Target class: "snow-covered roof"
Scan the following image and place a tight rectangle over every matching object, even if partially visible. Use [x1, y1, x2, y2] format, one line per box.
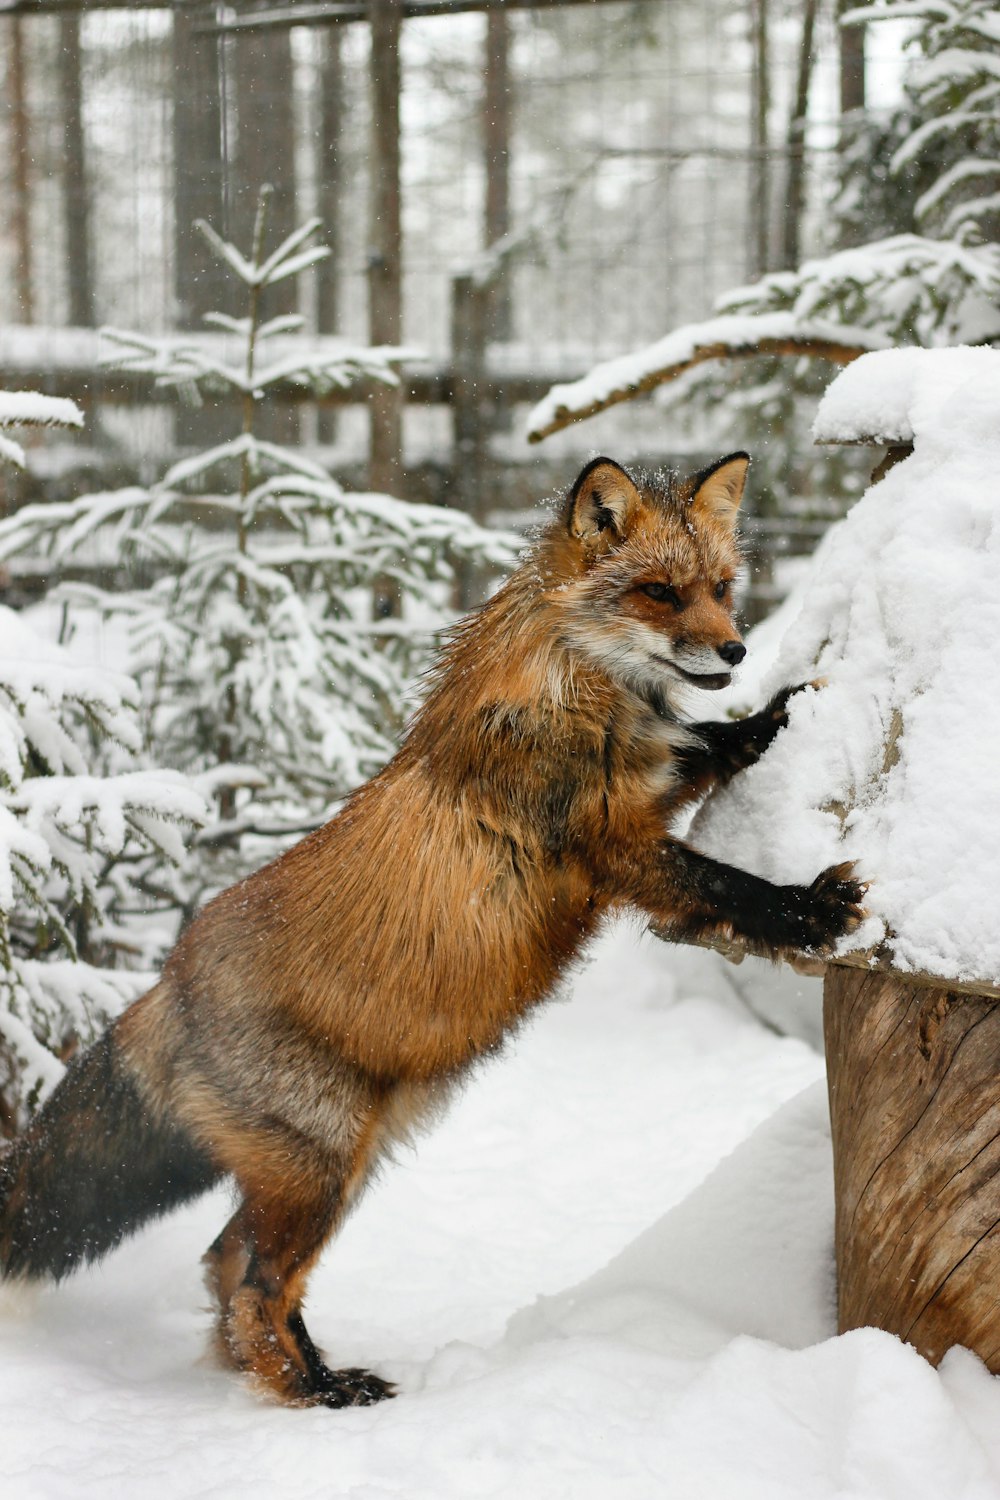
[691, 345, 1000, 987]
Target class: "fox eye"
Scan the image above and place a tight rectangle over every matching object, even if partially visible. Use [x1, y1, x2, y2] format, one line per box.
[642, 582, 681, 607]
[714, 579, 729, 600]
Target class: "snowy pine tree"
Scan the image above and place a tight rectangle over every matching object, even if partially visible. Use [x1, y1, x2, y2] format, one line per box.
[0, 393, 204, 1132]
[0, 205, 517, 898]
[888, 0, 1000, 244]
[724, 0, 1000, 345]
[532, 1, 1000, 553]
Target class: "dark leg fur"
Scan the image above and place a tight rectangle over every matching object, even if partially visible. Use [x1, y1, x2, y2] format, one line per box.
[624, 842, 865, 960]
[207, 1169, 395, 1408]
[287, 1309, 395, 1408]
[0, 1030, 219, 1281]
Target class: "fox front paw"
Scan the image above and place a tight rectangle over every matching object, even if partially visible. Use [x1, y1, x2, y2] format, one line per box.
[723, 680, 819, 773]
[791, 861, 867, 954]
[762, 678, 824, 732]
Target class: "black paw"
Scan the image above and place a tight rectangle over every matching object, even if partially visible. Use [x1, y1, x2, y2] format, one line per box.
[792, 861, 868, 954]
[313, 1363, 396, 1408]
[723, 682, 817, 772]
[762, 678, 822, 732]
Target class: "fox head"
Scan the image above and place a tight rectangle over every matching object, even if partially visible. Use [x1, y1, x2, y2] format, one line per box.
[548, 453, 749, 697]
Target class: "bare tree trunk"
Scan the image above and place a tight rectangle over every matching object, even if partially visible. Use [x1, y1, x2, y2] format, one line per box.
[58, 14, 94, 328]
[229, 25, 298, 442]
[172, 9, 227, 329]
[838, 0, 865, 116]
[451, 273, 488, 607]
[368, 0, 405, 616]
[317, 26, 343, 443]
[172, 8, 228, 447]
[781, 0, 818, 270]
[483, 9, 511, 343]
[9, 18, 33, 322]
[825, 962, 1000, 1370]
[229, 27, 296, 292]
[747, 0, 771, 279]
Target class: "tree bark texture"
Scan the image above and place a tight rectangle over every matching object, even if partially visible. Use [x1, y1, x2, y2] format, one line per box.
[59, 13, 94, 327]
[838, 0, 865, 116]
[228, 25, 299, 443]
[8, 17, 33, 322]
[367, 0, 404, 501]
[172, 10, 227, 328]
[781, 0, 818, 271]
[747, 0, 771, 278]
[825, 962, 1000, 1369]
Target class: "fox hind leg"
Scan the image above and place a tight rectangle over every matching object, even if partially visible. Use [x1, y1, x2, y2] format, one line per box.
[204, 1144, 393, 1409]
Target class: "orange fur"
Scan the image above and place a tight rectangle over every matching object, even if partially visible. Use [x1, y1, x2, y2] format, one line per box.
[2, 453, 866, 1408]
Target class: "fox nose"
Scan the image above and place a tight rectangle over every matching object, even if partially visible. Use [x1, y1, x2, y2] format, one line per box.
[717, 640, 746, 666]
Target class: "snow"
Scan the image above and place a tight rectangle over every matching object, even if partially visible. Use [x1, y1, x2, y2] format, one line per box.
[3, 921, 1000, 1498]
[694, 347, 1000, 984]
[0, 605, 205, 1116]
[0, 392, 84, 431]
[812, 342, 1000, 444]
[525, 312, 888, 442]
[0, 391, 85, 469]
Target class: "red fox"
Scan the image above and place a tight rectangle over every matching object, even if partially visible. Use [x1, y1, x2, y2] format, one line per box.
[0, 453, 863, 1408]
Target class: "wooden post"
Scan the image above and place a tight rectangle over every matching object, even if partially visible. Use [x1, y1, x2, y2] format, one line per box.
[824, 963, 1000, 1368]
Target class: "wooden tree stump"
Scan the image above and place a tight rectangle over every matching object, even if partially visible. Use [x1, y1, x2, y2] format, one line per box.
[824, 961, 1000, 1367]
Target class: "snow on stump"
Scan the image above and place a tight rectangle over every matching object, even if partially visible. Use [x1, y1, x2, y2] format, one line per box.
[691, 346, 1000, 1369]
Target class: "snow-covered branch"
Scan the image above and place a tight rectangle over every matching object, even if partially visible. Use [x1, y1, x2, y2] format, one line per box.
[0, 390, 84, 470]
[526, 314, 886, 443]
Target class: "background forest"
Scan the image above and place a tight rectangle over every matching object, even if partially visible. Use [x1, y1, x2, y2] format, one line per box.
[1, 2, 1000, 1493]
[0, 0, 993, 1130]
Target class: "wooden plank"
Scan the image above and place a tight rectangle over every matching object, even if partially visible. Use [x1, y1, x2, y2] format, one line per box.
[1, 0, 637, 25]
[196, 0, 635, 36]
[0, 363, 574, 408]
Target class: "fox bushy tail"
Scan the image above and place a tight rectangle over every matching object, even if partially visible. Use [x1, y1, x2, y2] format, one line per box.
[0, 1028, 218, 1281]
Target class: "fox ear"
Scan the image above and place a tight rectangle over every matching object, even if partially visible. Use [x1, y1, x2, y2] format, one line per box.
[688, 452, 749, 531]
[567, 458, 642, 546]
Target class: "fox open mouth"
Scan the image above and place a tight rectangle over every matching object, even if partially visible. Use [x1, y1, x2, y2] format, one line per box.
[654, 657, 733, 691]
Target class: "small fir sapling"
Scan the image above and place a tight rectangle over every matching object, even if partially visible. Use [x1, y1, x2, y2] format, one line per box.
[0, 200, 518, 902]
[0, 394, 204, 1133]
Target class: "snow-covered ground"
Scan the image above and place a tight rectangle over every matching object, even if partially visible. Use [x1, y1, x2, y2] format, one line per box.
[3, 920, 1000, 1499]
